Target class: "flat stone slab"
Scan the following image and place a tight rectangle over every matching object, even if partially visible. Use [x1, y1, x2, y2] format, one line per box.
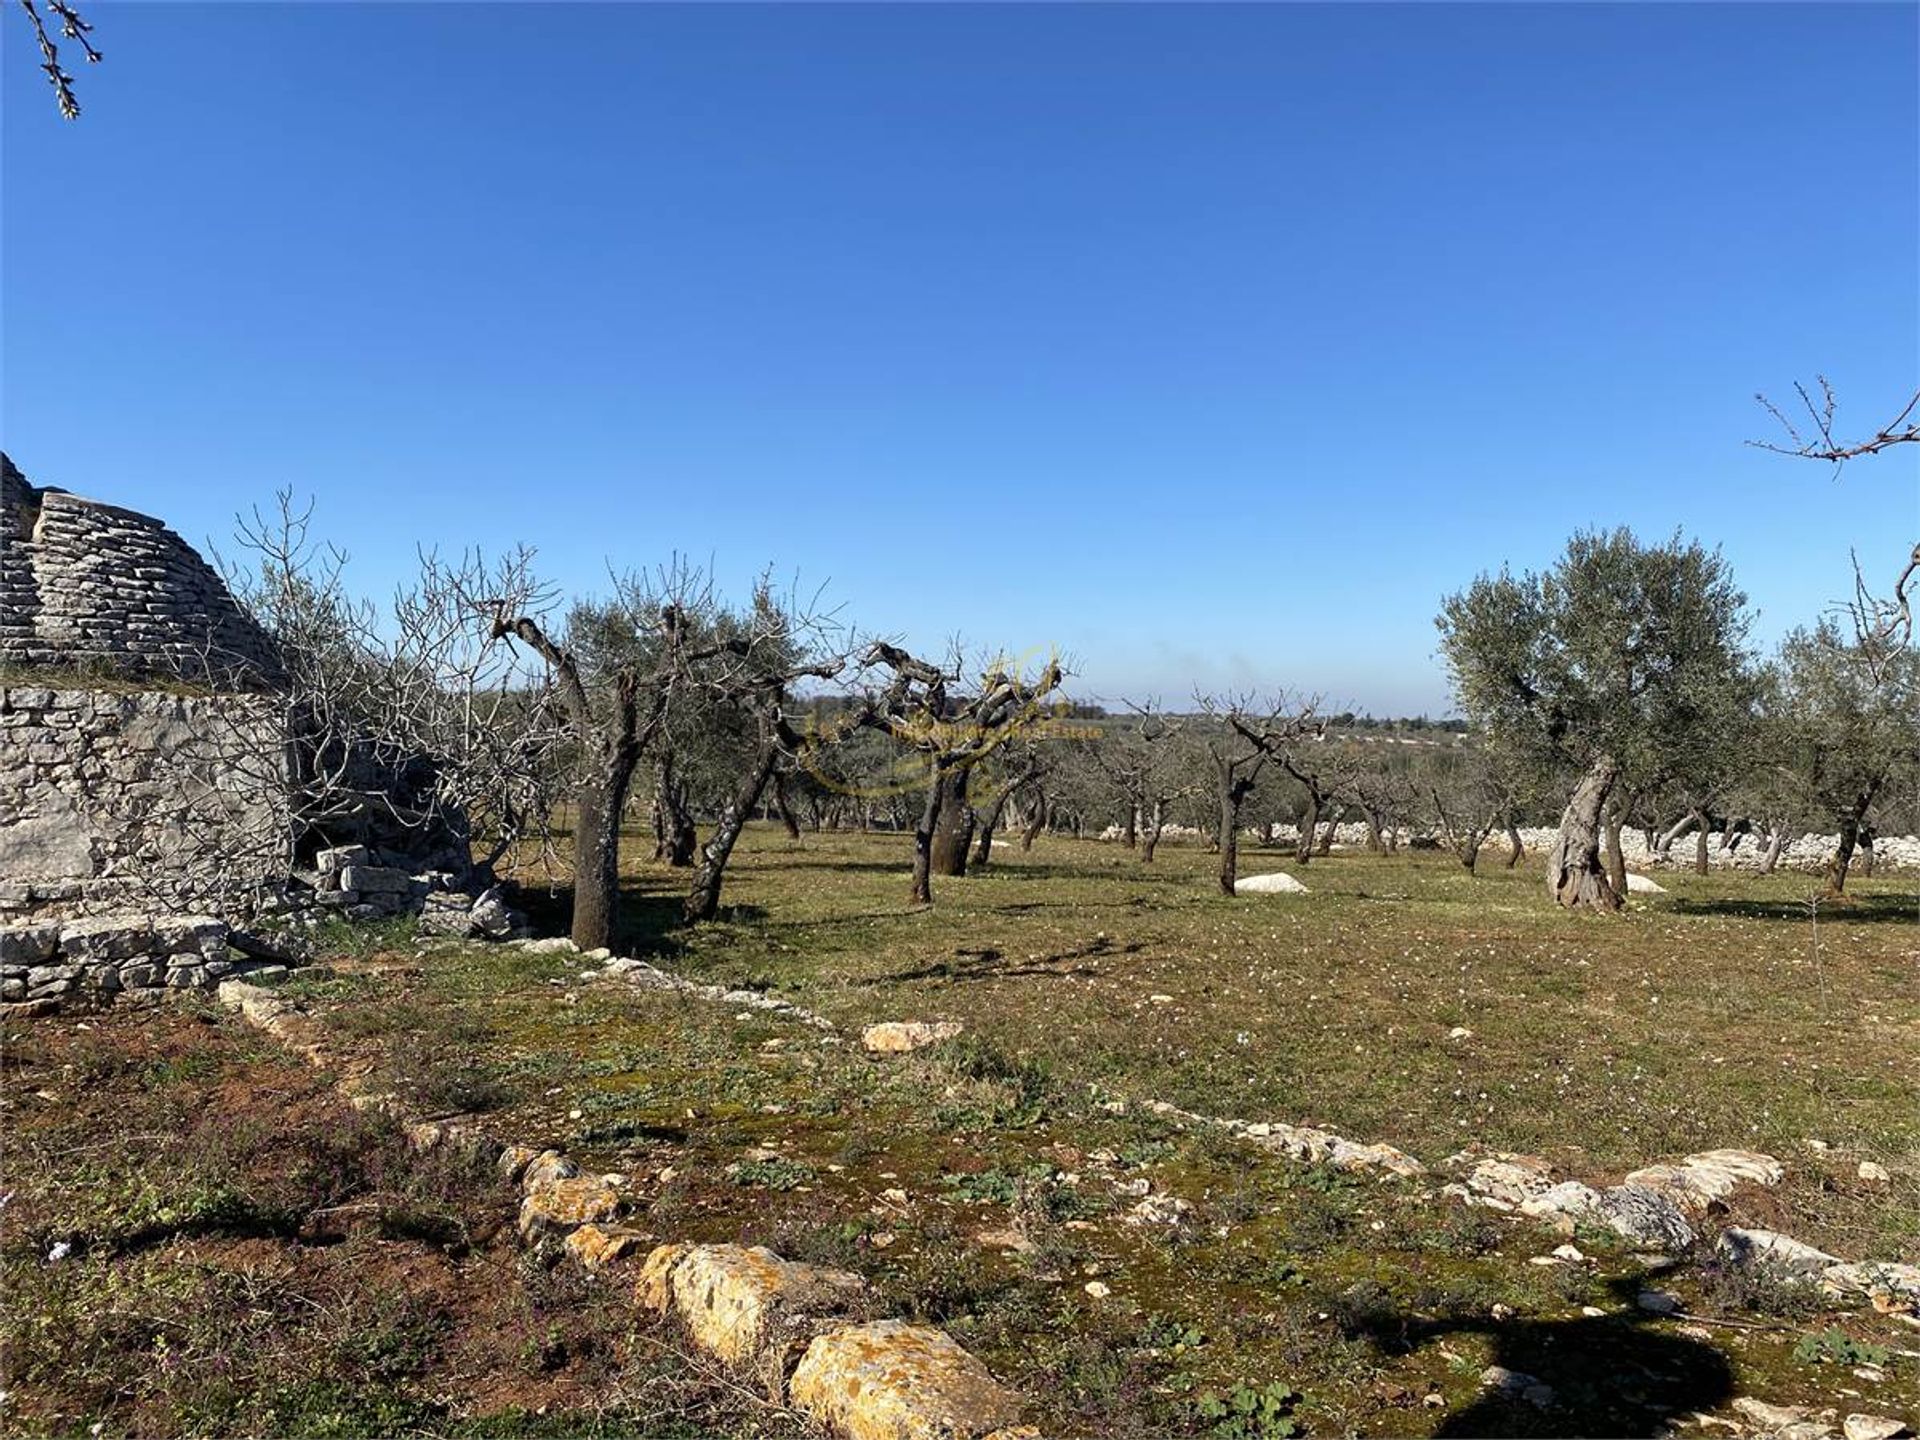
[789, 1318, 1029, 1440]
[1717, 1227, 1841, 1280]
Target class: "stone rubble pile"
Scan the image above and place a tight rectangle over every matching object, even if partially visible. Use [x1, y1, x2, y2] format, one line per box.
[281, 843, 526, 939]
[0, 913, 290, 1008]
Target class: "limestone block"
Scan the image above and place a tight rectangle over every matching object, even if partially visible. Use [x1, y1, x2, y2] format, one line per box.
[0, 923, 60, 965]
[517, 1178, 621, 1238]
[57, 915, 154, 962]
[789, 1319, 1026, 1440]
[660, 1244, 867, 1381]
[337, 865, 412, 894]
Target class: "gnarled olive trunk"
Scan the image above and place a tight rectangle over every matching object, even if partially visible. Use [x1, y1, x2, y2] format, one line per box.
[1021, 796, 1046, 851]
[655, 752, 697, 867]
[1316, 813, 1338, 856]
[929, 767, 974, 878]
[1692, 808, 1712, 875]
[910, 765, 949, 905]
[1546, 755, 1623, 911]
[1295, 796, 1320, 865]
[772, 770, 802, 840]
[1504, 814, 1524, 869]
[1603, 805, 1628, 898]
[1757, 827, 1785, 875]
[1824, 787, 1879, 896]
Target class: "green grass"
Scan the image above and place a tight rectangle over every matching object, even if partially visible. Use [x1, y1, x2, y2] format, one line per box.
[273, 824, 1918, 1436]
[12, 826, 1913, 1437]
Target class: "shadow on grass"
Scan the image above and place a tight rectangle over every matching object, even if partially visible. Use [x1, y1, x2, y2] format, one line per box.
[1342, 1276, 1732, 1437]
[502, 882, 695, 959]
[1666, 892, 1917, 925]
[862, 936, 1140, 986]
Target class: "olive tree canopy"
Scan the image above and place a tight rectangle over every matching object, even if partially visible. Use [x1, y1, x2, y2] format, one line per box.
[1437, 528, 1754, 910]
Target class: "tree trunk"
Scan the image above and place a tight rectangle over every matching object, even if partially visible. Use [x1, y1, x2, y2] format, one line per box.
[929, 767, 973, 877]
[1826, 817, 1859, 895]
[1295, 796, 1319, 865]
[773, 770, 802, 840]
[684, 740, 780, 923]
[1546, 755, 1623, 911]
[571, 738, 641, 951]
[656, 754, 696, 867]
[1603, 806, 1628, 898]
[1316, 813, 1338, 856]
[1692, 807, 1711, 875]
[1122, 803, 1138, 849]
[1758, 827, 1785, 875]
[1217, 789, 1244, 895]
[1141, 797, 1164, 863]
[1021, 797, 1045, 851]
[1858, 826, 1876, 879]
[1654, 811, 1693, 864]
[911, 768, 945, 905]
[1504, 814, 1524, 869]
[1363, 811, 1384, 854]
[1824, 788, 1877, 896]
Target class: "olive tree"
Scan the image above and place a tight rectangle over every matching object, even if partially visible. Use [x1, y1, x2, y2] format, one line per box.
[836, 643, 1065, 904]
[1437, 529, 1754, 911]
[1770, 622, 1920, 895]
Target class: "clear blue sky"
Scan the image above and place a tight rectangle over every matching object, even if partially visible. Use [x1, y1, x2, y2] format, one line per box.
[5, 2, 1916, 714]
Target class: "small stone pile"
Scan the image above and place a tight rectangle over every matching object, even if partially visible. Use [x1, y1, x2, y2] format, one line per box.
[289, 844, 524, 939]
[0, 913, 289, 1009]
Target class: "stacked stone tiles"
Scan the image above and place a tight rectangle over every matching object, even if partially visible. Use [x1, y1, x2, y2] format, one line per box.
[0, 453, 281, 687]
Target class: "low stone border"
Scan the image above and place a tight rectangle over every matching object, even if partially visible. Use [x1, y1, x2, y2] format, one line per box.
[559, 943, 839, 1033]
[1095, 1089, 1427, 1179]
[1442, 1146, 1920, 1312]
[0, 913, 289, 1012]
[209, 977, 1039, 1440]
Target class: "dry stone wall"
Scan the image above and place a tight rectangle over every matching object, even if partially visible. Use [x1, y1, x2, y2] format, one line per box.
[1, 454, 280, 687]
[0, 913, 292, 1007]
[0, 685, 292, 920]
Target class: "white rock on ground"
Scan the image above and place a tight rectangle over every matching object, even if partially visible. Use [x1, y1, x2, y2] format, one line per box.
[862, 1020, 963, 1054]
[1233, 871, 1310, 895]
[1624, 872, 1667, 894]
[1717, 1227, 1843, 1280]
[1843, 1416, 1909, 1440]
[1822, 1261, 1920, 1306]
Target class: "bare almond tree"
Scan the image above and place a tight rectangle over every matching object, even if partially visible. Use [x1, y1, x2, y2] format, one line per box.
[1194, 692, 1322, 894]
[17, 0, 99, 120]
[1754, 379, 1920, 673]
[479, 559, 789, 950]
[830, 642, 1065, 904]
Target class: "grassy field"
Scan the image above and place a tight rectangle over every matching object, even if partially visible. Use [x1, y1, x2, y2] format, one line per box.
[4, 825, 1914, 1437]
